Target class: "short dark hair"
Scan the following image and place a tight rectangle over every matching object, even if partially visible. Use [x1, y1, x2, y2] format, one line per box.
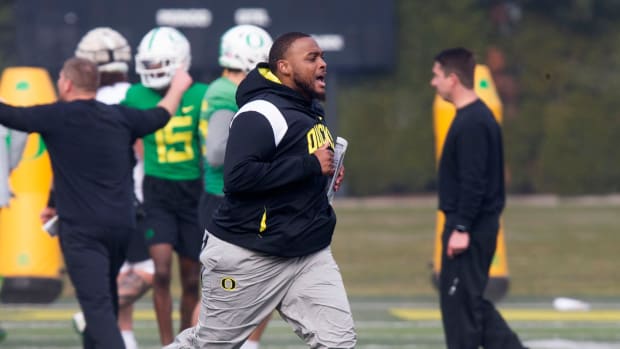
[268, 32, 311, 73]
[434, 47, 475, 89]
[62, 57, 100, 92]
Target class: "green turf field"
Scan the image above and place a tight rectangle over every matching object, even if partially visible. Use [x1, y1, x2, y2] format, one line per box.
[1, 196, 619, 348]
[2, 298, 620, 348]
[332, 196, 620, 298]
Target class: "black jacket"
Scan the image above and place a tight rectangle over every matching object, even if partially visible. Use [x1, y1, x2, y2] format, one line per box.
[0, 100, 169, 228]
[206, 63, 336, 257]
[438, 99, 505, 232]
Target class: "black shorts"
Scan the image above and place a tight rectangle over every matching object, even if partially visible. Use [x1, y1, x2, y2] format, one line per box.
[142, 175, 202, 260]
[198, 191, 224, 235]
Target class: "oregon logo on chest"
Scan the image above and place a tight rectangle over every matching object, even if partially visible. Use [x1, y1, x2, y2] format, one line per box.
[307, 123, 334, 153]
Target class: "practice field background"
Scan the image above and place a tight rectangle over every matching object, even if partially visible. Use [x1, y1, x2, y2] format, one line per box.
[1, 196, 620, 348]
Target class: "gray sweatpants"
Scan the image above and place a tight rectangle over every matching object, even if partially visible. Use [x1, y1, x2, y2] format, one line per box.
[165, 233, 357, 349]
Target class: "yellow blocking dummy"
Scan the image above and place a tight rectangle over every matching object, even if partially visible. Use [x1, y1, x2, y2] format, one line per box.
[0, 67, 62, 303]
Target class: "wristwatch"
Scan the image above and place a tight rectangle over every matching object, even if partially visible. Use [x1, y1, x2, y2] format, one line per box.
[455, 225, 467, 232]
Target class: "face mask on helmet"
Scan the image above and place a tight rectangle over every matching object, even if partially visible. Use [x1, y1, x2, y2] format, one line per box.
[219, 25, 273, 73]
[135, 27, 192, 89]
[75, 27, 131, 73]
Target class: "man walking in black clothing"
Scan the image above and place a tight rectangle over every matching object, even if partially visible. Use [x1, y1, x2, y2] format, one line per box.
[430, 47, 527, 349]
[0, 57, 192, 349]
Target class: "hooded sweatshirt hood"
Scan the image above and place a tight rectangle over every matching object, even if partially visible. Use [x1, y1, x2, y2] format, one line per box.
[236, 63, 324, 116]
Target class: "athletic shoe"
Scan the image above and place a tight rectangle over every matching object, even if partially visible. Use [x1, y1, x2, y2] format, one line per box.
[72, 312, 86, 334]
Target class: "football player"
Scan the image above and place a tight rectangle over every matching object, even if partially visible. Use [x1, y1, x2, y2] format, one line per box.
[121, 26, 207, 346]
[196, 24, 274, 349]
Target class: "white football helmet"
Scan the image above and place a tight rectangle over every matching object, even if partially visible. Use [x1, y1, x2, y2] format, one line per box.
[75, 27, 131, 73]
[135, 27, 191, 89]
[219, 25, 273, 73]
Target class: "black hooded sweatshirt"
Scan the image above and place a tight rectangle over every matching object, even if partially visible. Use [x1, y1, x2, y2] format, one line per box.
[205, 63, 337, 257]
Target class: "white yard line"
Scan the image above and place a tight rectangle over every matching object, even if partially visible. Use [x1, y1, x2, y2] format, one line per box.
[525, 339, 620, 349]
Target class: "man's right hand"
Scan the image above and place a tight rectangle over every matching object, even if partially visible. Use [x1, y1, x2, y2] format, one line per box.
[157, 68, 194, 116]
[313, 142, 334, 175]
[40, 207, 56, 223]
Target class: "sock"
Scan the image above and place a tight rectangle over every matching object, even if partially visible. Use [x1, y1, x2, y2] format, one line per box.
[121, 330, 138, 349]
[240, 340, 259, 349]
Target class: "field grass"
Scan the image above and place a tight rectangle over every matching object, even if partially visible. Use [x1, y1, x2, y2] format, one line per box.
[46, 195, 620, 299]
[331, 195, 620, 298]
[2, 298, 620, 348]
[1, 195, 620, 348]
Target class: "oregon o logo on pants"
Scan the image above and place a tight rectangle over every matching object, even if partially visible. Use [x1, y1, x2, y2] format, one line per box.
[220, 277, 237, 291]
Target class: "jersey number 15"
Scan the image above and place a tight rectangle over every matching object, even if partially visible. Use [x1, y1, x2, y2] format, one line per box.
[154, 115, 195, 163]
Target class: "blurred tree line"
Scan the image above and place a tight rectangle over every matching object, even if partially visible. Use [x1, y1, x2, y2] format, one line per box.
[338, 0, 620, 196]
[0, 1, 618, 195]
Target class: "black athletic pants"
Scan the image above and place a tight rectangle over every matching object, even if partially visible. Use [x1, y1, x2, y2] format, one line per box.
[439, 214, 526, 349]
[60, 221, 130, 349]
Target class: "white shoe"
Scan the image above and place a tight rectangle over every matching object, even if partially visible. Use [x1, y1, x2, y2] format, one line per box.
[72, 312, 86, 334]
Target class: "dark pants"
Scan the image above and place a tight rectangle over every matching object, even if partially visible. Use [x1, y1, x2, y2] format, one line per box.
[126, 203, 149, 263]
[60, 222, 130, 349]
[439, 214, 525, 349]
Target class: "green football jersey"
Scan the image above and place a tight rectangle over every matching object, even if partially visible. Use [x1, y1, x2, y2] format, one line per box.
[122, 82, 208, 180]
[200, 77, 238, 194]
